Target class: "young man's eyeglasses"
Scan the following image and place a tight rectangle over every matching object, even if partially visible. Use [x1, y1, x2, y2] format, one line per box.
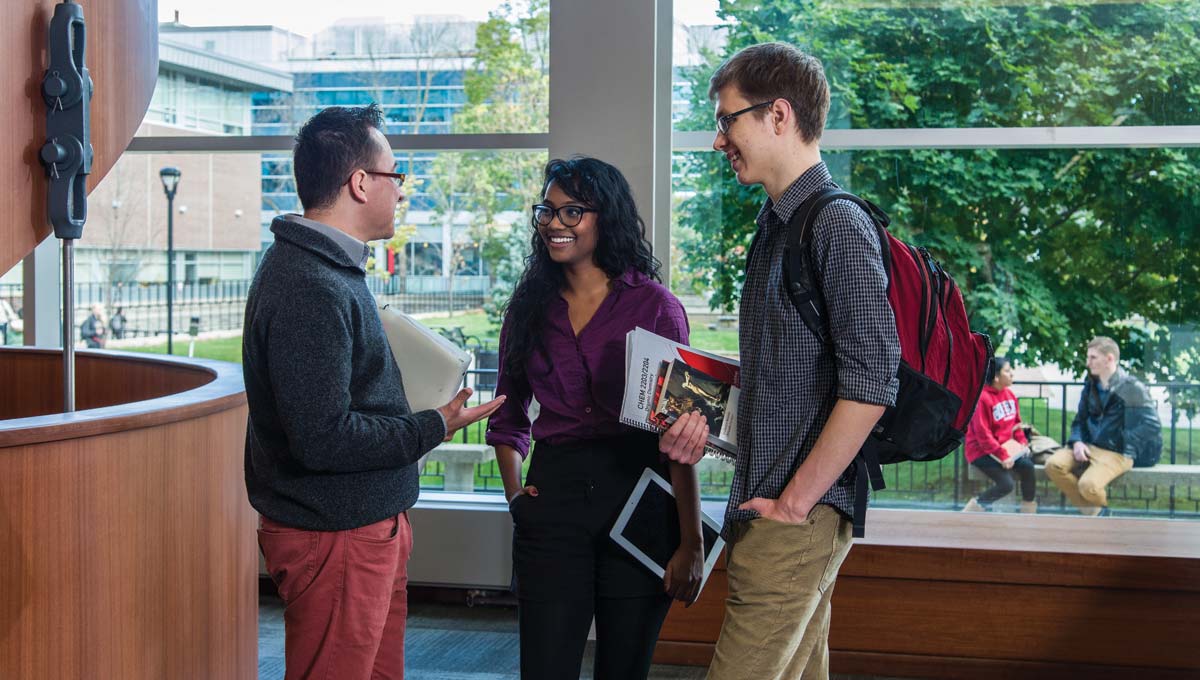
[358, 170, 407, 187]
[716, 101, 774, 135]
[531, 204, 596, 228]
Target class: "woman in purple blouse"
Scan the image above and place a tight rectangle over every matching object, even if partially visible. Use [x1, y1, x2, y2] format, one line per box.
[486, 157, 709, 680]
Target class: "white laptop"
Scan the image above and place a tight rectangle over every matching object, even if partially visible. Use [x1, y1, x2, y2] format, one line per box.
[377, 302, 473, 412]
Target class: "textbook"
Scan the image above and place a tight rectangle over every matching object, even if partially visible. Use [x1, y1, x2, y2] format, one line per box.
[620, 327, 739, 462]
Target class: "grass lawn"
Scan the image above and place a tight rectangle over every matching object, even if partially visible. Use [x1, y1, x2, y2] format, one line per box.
[420, 310, 740, 354]
[112, 310, 737, 361]
[123, 335, 244, 364]
[418, 311, 502, 348]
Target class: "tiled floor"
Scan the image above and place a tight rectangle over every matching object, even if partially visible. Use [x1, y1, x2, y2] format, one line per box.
[259, 593, 917, 680]
[257, 593, 707, 680]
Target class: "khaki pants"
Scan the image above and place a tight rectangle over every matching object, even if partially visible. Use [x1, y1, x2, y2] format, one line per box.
[1044, 444, 1133, 513]
[706, 504, 853, 680]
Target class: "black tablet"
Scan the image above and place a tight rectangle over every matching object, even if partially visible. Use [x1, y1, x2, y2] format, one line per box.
[609, 468, 725, 591]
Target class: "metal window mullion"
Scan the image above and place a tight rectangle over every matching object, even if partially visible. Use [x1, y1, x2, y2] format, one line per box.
[673, 125, 1200, 151]
[126, 132, 550, 154]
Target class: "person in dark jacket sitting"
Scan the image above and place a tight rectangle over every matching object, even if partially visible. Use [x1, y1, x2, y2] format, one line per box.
[1045, 336, 1162, 516]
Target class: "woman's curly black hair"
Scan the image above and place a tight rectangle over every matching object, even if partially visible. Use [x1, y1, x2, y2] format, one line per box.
[500, 157, 661, 379]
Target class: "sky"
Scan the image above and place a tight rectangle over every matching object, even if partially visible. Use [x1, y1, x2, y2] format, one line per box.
[158, 0, 722, 37]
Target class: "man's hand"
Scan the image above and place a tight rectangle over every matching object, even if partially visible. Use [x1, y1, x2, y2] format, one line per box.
[436, 388, 506, 441]
[659, 411, 709, 465]
[738, 496, 812, 525]
[663, 542, 704, 606]
[1072, 441, 1090, 463]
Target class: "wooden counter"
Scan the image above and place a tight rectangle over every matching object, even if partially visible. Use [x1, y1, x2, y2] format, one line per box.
[0, 348, 256, 680]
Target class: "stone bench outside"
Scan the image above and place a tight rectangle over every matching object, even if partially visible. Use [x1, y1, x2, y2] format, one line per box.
[966, 460, 1200, 487]
[421, 443, 495, 492]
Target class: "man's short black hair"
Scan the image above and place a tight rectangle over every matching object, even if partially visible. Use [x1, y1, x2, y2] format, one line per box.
[293, 104, 386, 211]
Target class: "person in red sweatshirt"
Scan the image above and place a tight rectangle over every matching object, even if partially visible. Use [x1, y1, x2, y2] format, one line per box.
[964, 356, 1038, 513]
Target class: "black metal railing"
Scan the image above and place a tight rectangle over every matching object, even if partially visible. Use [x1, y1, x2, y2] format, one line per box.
[428, 372, 1200, 519]
[0, 280, 487, 343]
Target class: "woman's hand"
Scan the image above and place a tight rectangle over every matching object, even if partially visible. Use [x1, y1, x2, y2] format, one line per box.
[660, 411, 710, 465]
[505, 485, 538, 504]
[663, 541, 704, 606]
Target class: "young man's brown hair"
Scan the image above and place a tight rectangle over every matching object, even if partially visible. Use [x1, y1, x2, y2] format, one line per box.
[1088, 336, 1121, 361]
[708, 41, 830, 144]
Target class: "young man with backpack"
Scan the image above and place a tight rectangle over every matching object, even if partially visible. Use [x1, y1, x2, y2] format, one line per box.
[661, 42, 900, 679]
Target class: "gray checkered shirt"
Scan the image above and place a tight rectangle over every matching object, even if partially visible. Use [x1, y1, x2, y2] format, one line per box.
[725, 161, 900, 531]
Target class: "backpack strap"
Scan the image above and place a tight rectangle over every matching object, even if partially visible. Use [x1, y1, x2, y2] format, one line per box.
[783, 189, 892, 344]
[780, 188, 893, 538]
[853, 443, 886, 538]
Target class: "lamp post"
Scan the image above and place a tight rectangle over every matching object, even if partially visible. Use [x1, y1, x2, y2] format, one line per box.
[159, 167, 181, 354]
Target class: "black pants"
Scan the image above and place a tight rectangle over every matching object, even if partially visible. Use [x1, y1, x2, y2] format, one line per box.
[972, 455, 1037, 504]
[510, 434, 672, 680]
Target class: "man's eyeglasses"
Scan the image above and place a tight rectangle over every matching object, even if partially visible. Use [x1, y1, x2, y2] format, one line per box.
[531, 204, 596, 228]
[362, 170, 407, 187]
[716, 101, 774, 135]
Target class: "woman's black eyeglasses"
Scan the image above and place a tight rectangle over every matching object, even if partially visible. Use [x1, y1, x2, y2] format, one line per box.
[531, 204, 596, 228]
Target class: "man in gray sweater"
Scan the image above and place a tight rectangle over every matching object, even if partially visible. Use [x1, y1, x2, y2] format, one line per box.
[244, 104, 504, 680]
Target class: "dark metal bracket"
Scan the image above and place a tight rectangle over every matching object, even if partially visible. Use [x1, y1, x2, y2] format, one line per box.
[40, 0, 93, 240]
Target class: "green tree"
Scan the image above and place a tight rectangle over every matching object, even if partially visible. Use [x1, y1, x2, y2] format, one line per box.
[425, 0, 549, 323]
[676, 0, 1200, 378]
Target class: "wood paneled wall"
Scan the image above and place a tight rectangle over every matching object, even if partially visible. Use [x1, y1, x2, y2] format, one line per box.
[0, 349, 213, 420]
[0, 349, 256, 680]
[656, 544, 1200, 678]
[2, 0, 158, 274]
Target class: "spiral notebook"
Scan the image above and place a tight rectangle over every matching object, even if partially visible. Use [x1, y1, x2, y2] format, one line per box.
[620, 327, 739, 461]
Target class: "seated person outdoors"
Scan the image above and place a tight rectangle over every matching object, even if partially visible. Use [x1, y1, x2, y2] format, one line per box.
[1045, 336, 1163, 517]
[964, 356, 1038, 513]
[80, 303, 108, 349]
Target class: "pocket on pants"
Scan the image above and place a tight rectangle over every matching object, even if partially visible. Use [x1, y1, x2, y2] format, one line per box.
[350, 514, 401, 544]
[257, 522, 320, 604]
[808, 505, 851, 594]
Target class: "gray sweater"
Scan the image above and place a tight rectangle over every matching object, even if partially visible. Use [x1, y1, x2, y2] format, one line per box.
[243, 216, 446, 531]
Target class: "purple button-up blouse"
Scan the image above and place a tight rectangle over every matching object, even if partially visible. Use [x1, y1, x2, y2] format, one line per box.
[485, 269, 690, 458]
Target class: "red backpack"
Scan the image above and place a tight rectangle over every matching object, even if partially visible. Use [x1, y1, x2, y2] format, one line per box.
[783, 189, 992, 536]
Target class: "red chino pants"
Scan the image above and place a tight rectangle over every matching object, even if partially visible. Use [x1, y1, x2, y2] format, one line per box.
[258, 512, 413, 680]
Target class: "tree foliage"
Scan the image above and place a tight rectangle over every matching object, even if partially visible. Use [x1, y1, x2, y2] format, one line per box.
[676, 0, 1200, 379]
[425, 0, 549, 323]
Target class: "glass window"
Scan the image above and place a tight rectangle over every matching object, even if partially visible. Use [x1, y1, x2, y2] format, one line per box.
[144, 2, 548, 137]
[410, 242, 443, 276]
[673, 1, 1200, 131]
[671, 146, 1200, 519]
